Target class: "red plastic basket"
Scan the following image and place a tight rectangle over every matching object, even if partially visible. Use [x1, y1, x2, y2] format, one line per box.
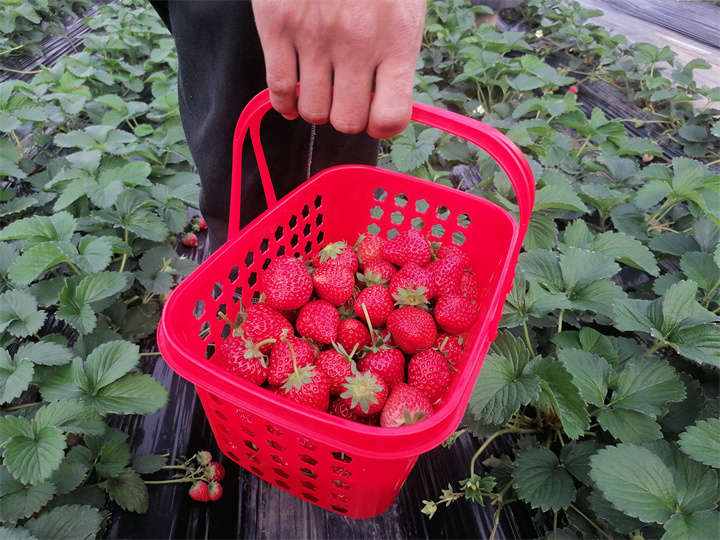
[157, 89, 534, 519]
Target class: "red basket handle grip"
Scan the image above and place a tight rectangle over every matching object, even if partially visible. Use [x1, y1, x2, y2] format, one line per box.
[229, 89, 534, 241]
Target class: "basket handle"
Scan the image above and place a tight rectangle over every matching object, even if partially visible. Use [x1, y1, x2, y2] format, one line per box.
[228, 89, 534, 241]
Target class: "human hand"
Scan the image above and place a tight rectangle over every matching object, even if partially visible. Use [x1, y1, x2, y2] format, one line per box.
[252, 0, 427, 140]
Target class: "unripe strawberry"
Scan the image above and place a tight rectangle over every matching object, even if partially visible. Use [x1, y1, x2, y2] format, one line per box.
[195, 451, 213, 466]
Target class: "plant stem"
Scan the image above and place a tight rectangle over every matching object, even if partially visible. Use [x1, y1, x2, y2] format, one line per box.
[470, 427, 539, 476]
[522, 321, 534, 353]
[644, 340, 664, 357]
[557, 309, 565, 333]
[570, 504, 613, 540]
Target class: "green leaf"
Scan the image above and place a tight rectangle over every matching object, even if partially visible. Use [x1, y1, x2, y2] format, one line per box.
[661, 280, 718, 334]
[559, 440, 602, 486]
[32, 400, 106, 436]
[88, 373, 169, 416]
[597, 408, 663, 444]
[557, 349, 611, 407]
[132, 454, 168, 474]
[0, 212, 76, 244]
[512, 446, 576, 512]
[95, 440, 132, 479]
[0, 472, 55, 524]
[519, 250, 564, 292]
[590, 444, 677, 524]
[24, 504, 103, 540]
[610, 357, 685, 417]
[74, 237, 113, 274]
[533, 184, 587, 213]
[589, 231, 660, 276]
[14, 341, 73, 367]
[0, 290, 46, 338]
[0, 349, 34, 404]
[560, 247, 619, 291]
[523, 212, 558, 251]
[680, 251, 720, 293]
[74, 271, 130, 305]
[530, 357, 589, 440]
[662, 510, 720, 540]
[8, 242, 75, 286]
[669, 323, 720, 367]
[587, 489, 647, 534]
[678, 418, 720, 469]
[3, 426, 67, 485]
[84, 340, 140, 391]
[391, 126, 442, 172]
[105, 468, 149, 513]
[49, 459, 89, 495]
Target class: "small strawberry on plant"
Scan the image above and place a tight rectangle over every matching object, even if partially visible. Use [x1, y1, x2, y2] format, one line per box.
[182, 232, 198, 248]
[195, 451, 213, 466]
[207, 481, 223, 501]
[568, 85, 578, 94]
[204, 461, 226, 483]
[188, 480, 210, 502]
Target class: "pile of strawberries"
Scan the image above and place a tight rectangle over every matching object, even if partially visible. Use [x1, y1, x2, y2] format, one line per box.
[209, 230, 480, 428]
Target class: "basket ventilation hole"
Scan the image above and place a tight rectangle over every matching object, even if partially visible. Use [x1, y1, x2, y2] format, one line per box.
[290, 234, 299, 248]
[276, 479, 291, 490]
[248, 271, 257, 287]
[220, 324, 232, 339]
[415, 199, 429, 213]
[251, 290, 261, 303]
[391, 211, 404, 225]
[331, 466, 352, 478]
[299, 454, 318, 466]
[331, 505, 349, 514]
[315, 213, 323, 227]
[395, 193, 408, 207]
[316, 231, 324, 245]
[331, 452, 353, 463]
[303, 223, 312, 237]
[234, 287, 242, 303]
[411, 217, 424, 230]
[300, 468, 318, 479]
[260, 238, 269, 253]
[431, 224, 445, 238]
[229, 266, 239, 282]
[198, 321, 210, 340]
[250, 466, 265, 477]
[244, 251, 254, 268]
[301, 480, 318, 491]
[219, 424, 232, 436]
[194, 300, 205, 319]
[244, 440, 259, 452]
[204, 341, 215, 359]
[266, 425, 284, 437]
[277, 245, 286, 257]
[370, 206, 384, 220]
[436, 206, 450, 220]
[209, 394, 224, 405]
[297, 438, 318, 452]
[268, 440, 285, 452]
[314, 195, 322, 209]
[367, 223, 381, 236]
[215, 410, 229, 423]
[332, 479, 351, 491]
[458, 213, 472, 228]
[270, 454, 288, 467]
[262, 257, 272, 271]
[303, 492, 320, 503]
[302, 205, 310, 218]
[247, 453, 262, 465]
[211, 282, 223, 300]
[240, 425, 256, 438]
[387, 229, 399, 240]
[331, 492, 350, 503]
[273, 467, 290, 479]
[452, 231, 467, 246]
[226, 451, 239, 462]
[275, 226, 284, 241]
[373, 188, 388, 202]
[304, 241, 313, 254]
[289, 215, 298, 229]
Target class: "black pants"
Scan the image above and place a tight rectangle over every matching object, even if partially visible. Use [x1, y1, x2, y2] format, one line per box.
[150, 1, 380, 251]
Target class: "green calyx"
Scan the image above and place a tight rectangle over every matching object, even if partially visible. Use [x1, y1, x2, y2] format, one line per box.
[340, 371, 383, 414]
[393, 285, 430, 308]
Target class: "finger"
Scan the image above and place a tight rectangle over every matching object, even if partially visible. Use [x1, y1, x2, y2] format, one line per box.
[366, 59, 415, 140]
[263, 39, 300, 120]
[328, 64, 374, 135]
[297, 52, 333, 125]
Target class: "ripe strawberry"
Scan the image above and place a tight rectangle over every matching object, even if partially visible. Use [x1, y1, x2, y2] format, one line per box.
[340, 370, 389, 417]
[242, 302, 293, 354]
[381, 229, 432, 267]
[268, 334, 315, 386]
[197, 217, 208, 230]
[434, 293, 477, 335]
[424, 255, 464, 299]
[283, 363, 330, 412]
[355, 234, 387, 269]
[312, 241, 358, 273]
[407, 349, 452, 404]
[210, 334, 270, 385]
[328, 397, 379, 425]
[188, 480, 210, 502]
[380, 383, 434, 428]
[386, 306, 437, 354]
[434, 244, 471, 270]
[296, 300, 340, 344]
[182, 232, 198, 248]
[358, 257, 397, 286]
[568, 85, 579, 94]
[357, 342, 406, 390]
[204, 462, 226, 482]
[207, 481, 223, 501]
[458, 271, 480, 302]
[389, 262, 435, 300]
[315, 342, 358, 395]
[312, 263, 355, 306]
[354, 285, 395, 328]
[336, 318, 372, 353]
[260, 255, 313, 311]
[434, 333, 465, 370]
